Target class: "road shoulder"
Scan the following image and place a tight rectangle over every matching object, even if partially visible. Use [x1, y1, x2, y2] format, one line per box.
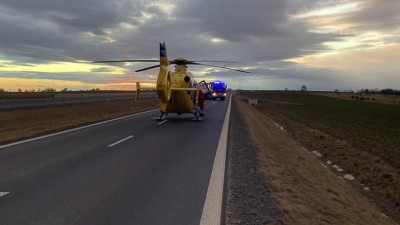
[225, 98, 396, 225]
[224, 98, 284, 224]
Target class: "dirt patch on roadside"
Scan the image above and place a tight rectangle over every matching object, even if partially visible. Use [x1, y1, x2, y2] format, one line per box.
[255, 101, 400, 222]
[235, 98, 396, 225]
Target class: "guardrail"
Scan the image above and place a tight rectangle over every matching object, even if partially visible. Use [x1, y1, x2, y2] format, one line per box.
[0, 91, 157, 101]
[0, 91, 157, 110]
[0, 93, 55, 100]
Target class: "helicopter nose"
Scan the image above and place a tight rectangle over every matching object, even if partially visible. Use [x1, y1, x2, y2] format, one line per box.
[184, 76, 190, 83]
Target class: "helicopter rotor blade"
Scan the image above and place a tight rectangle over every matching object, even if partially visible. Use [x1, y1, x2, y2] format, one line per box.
[189, 62, 251, 73]
[191, 60, 237, 63]
[92, 59, 160, 63]
[135, 64, 160, 72]
[92, 58, 249, 73]
[168, 60, 236, 65]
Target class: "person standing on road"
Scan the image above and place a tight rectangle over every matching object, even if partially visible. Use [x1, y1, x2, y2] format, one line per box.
[198, 89, 205, 117]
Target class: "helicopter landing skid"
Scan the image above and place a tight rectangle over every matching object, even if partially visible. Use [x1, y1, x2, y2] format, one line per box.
[154, 112, 168, 121]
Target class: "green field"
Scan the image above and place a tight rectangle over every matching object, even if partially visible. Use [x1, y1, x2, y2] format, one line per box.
[241, 91, 400, 169]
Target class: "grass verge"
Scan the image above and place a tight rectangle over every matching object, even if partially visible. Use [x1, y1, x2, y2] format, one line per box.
[0, 98, 159, 145]
[240, 91, 400, 222]
[235, 96, 396, 225]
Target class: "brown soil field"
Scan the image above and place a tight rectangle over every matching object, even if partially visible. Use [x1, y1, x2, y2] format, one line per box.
[234, 94, 398, 225]
[0, 98, 159, 145]
[314, 92, 400, 105]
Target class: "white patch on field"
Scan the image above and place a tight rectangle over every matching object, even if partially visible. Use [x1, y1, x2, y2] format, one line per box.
[332, 165, 344, 172]
[273, 122, 286, 132]
[327, 160, 332, 165]
[344, 174, 355, 180]
[363, 187, 370, 191]
[380, 213, 389, 218]
[301, 147, 309, 153]
[312, 150, 322, 157]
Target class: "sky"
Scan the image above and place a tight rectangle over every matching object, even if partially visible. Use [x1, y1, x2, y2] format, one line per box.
[0, 0, 399, 91]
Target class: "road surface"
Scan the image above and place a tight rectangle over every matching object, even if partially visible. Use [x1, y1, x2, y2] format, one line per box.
[0, 99, 229, 225]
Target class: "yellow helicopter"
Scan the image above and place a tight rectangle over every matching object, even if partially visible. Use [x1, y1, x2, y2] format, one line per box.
[93, 42, 249, 121]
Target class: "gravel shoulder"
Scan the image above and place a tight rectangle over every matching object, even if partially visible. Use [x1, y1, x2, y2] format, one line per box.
[225, 98, 284, 225]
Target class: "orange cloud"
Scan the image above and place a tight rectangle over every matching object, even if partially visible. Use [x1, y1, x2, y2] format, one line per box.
[0, 77, 115, 91]
[105, 76, 157, 91]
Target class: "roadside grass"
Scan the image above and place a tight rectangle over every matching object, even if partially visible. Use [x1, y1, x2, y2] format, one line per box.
[242, 91, 400, 169]
[0, 98, 159, 145]
[240, 90, 400, 221]
[235, 98, 396, 225]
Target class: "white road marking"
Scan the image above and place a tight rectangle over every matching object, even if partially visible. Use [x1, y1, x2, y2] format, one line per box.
[200, 97, 231, 225]
[108, 135, 135, 147]
[0, 192, 10, 198]
[158, 120, 168, 125]
[0, 109, 157, 149]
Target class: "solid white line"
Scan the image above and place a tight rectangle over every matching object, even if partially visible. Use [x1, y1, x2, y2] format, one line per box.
[158, 120, 168, 125]
[0, 192, 10, 198]
[108, 135, 135, 147]
[0, 109, 158, 149]
[200, 97, 231, 225]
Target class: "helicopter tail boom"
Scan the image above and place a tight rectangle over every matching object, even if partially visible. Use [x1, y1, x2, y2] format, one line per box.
[156, 42, 171, 103]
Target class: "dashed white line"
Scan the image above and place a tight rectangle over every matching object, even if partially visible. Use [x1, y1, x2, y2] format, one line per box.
[158, 120, 168, 125]
[0, 192, 10, 198]
[108, 135, 134, 147]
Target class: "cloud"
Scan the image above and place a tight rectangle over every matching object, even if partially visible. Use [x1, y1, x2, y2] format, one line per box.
[0, 0, 399, 91]
[342, 0, 400, 31]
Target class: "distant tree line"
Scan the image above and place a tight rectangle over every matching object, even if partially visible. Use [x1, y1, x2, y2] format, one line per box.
[379, 88, 400, 95]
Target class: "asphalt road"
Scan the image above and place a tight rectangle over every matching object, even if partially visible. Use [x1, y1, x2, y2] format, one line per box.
[0, 99, 229, 225]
